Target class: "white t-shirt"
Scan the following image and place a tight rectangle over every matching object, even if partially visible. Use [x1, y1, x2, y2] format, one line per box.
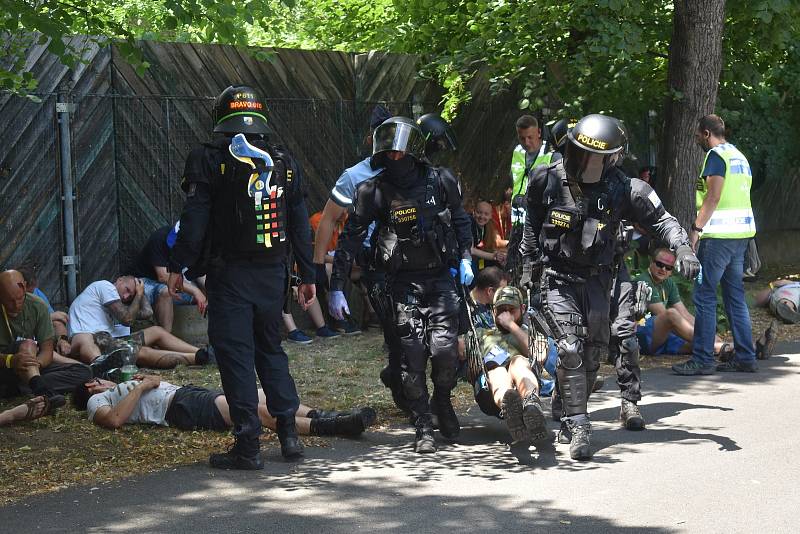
[86, 380, 180, 426]
[68, 280, 131, 337]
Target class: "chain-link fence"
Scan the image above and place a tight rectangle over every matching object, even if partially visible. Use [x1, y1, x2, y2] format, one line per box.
[1, 88, 657, 307]
[0, 93, 65, 304]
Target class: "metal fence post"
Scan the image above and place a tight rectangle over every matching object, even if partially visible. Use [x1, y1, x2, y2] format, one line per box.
[56, 94, 78, 302]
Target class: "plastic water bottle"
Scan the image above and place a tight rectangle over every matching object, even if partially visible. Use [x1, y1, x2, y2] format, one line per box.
[119, 342, 138, 382]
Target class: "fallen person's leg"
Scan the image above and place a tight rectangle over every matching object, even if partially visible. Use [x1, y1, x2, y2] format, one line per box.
[0, 396, 48, 426]
[214, 390, 376, 438]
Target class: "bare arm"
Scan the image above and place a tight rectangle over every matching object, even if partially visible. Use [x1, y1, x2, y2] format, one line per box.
[92, 376, 160, 429]
[647, 302, 668, 316]
[314, 200, 346, 264]
[153, 266, 169, 284]
[495, 312, 531, 358]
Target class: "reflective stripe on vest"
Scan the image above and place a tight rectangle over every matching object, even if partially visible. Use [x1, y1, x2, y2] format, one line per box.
[696, 143, 756, 239]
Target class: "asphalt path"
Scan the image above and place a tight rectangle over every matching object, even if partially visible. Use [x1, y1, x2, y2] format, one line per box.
[4, 342, 799, 533]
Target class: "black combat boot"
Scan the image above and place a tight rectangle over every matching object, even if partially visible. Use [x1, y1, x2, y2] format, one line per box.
[566, 416, 593, 460]
[431, 391, 460, 440]
[276, 416, 304, 461]
[620, 399, 645, 430]
[310, 408, 377, 438]
[414, 414, 437, 453]
[209, 439, 264, 470]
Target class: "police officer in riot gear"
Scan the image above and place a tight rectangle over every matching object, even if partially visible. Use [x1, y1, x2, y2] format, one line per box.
[168, 85, 315, 468]
[520, 113, 699, 460]
[329, 116, 473, 453]
[417, 113, 458, 163]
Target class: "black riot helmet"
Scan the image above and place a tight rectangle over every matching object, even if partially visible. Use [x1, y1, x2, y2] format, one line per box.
[213, 85, 269, 136]
[563, 114, 625, 184]
[416, 113, 458, 155]
[548, 117, 578, 155]
[372, 116, 426, 160]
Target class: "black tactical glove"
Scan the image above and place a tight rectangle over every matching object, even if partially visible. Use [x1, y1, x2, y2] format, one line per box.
[675, 244, 701, 280]
[520, 258, 543, 290]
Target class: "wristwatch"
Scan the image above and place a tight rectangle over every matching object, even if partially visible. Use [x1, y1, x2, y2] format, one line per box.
[691, 223, 703, 233]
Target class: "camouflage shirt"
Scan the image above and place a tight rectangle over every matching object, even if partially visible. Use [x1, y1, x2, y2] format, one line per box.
[475, 323, 529, 368]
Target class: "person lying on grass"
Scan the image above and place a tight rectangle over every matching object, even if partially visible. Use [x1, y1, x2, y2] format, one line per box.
[72, 375, 376, 438]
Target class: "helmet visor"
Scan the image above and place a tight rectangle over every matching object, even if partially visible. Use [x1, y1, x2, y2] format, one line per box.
[564, 143, 608, 184]
[373, 122, 426, 159]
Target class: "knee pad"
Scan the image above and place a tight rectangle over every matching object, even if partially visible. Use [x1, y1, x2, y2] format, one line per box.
[401, 371, 425, 400]
[619, 336, 640, 367]
[556, 335, 583, 370]
[556, 366, 588, 416]
[431, 361, 457, 391]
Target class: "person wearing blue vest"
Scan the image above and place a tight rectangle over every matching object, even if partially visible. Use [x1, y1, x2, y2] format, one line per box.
[673, 114, 758, 375]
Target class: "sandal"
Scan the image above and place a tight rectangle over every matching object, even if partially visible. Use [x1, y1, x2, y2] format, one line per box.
[717, 343, 735, 363]
[22, 396, 48, 422]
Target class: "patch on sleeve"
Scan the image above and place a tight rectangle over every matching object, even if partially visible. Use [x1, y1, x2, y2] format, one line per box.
[647, 189, 662, 208]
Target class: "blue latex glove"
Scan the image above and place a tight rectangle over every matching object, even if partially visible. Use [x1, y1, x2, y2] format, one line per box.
[328, 290, 350, 321]
[459, 258, 474, 286]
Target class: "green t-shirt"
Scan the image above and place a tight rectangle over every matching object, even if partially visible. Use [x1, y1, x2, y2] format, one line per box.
[634, 270, 681, 308]
[0, 293, 55, 351]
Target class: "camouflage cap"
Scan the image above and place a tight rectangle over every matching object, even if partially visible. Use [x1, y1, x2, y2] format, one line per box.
[493, 286, 523, 308]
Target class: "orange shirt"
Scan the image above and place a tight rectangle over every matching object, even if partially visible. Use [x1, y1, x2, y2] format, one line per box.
[309, 211, 346, 252]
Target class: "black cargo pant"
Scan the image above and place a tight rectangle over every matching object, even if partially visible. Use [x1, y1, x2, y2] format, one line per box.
[0, 361, 92, 398]
[609, 264, 642, 403]
[207, 261, 300, 455]
[548, 270, 613, 417]
[391, 270, 460, 420]
[361, 268, 403, 380]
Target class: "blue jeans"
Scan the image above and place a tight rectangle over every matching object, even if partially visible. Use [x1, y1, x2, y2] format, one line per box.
[691, 238, 755, 365]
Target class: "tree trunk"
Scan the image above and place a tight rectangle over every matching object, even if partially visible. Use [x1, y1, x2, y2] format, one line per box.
[656, 1, 726, 229]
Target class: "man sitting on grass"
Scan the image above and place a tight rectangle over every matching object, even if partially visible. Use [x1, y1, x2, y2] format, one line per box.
[68, 276, 212, 373]
[72, 375, 376, 443]
[634, 249, 734, 358]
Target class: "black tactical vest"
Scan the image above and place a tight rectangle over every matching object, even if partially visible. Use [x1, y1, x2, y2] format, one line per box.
[207, 137, 294, 262]
[375, 168, 456, 273]
[540, 167, 617, 269]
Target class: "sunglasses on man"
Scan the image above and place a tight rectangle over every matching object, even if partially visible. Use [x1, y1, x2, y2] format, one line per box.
[654, 260, 674, 272]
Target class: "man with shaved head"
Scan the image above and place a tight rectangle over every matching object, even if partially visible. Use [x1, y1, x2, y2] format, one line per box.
[0, 270, 91, 412]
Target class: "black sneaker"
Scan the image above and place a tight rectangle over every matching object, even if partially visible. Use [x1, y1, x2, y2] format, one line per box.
[194, 345, 216, 366]
[756, 320, 780, 360]
[620, 399, 645, 430]
[431, 392, 460, 440]
[567, 418, 593, 460]
[501, 389, 528, 443]
[414, 415, 437, 453]
[522, 392, 550, 443]
[717, 359, 758, 373]
[89, 348, 128, 380]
